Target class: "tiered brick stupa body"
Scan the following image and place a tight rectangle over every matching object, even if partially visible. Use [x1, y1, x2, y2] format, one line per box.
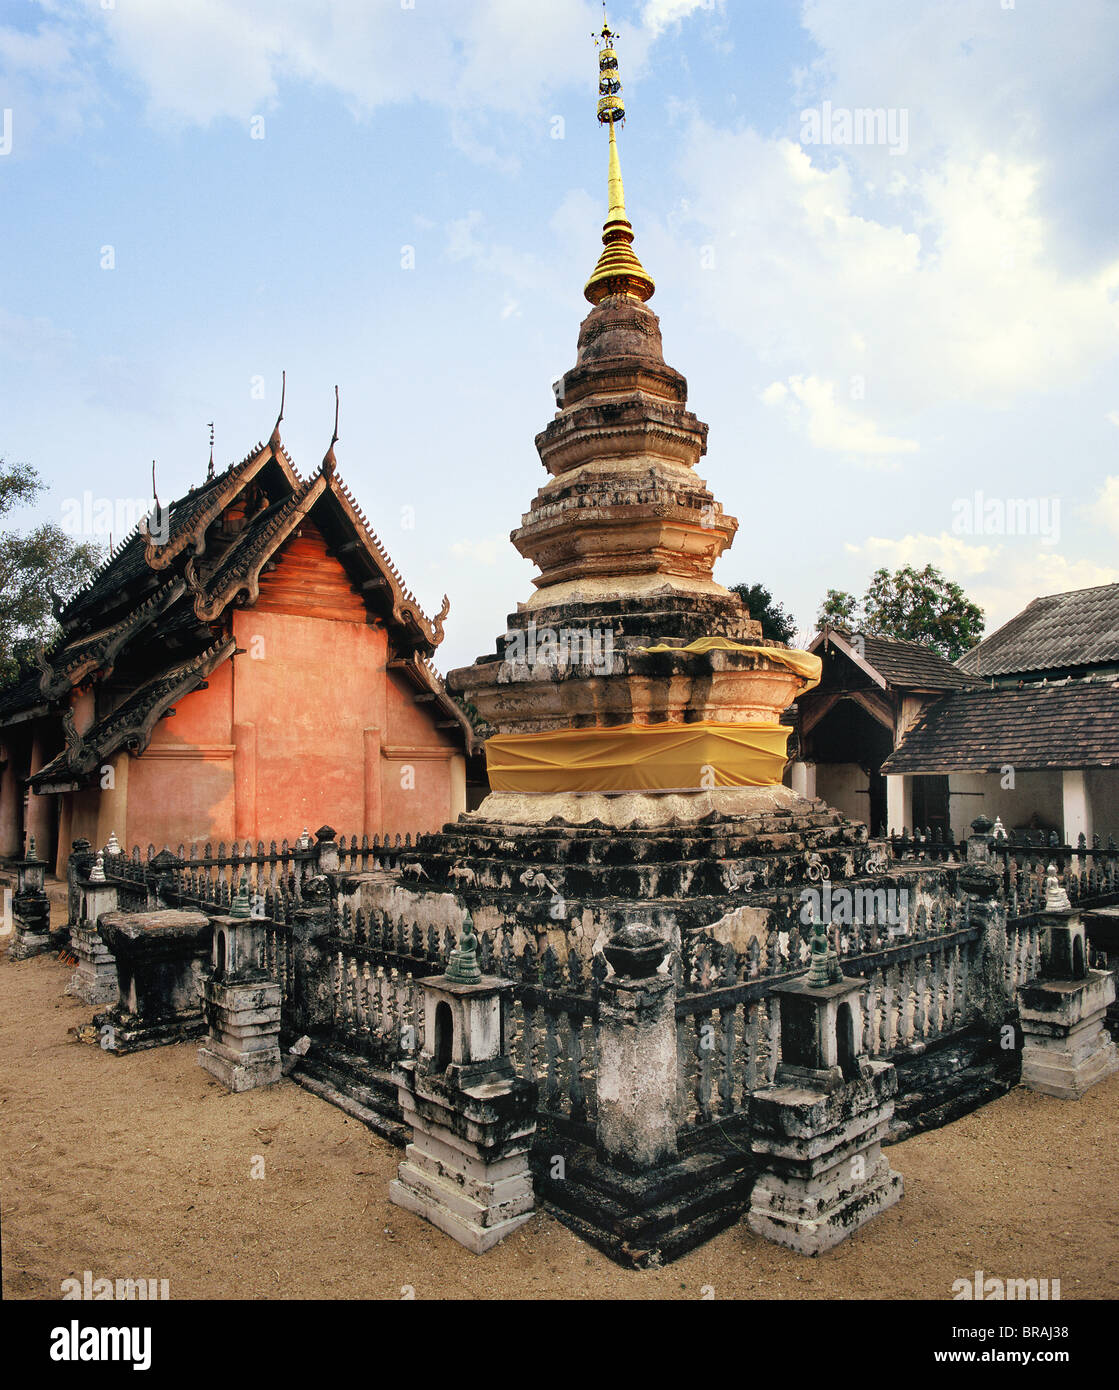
[449, 38, 819, 820]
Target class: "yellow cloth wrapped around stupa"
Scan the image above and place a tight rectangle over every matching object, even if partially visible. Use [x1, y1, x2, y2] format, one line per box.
[485, 721, 792, 793]
[638, 637, 822, 693]
[483, 640, 820, 793]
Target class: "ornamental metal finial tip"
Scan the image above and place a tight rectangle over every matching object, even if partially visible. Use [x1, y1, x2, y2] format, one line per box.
[584, 14, 655, 306]
[445, 911, 482, 985]
[230, 876, 251, 919]
[207, 421, 215, 481]
[322, 384, 339, 478]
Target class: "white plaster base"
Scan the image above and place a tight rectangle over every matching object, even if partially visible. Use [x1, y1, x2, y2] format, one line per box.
[389, 1171, 534, 1254]
[467, 783, 818, 829]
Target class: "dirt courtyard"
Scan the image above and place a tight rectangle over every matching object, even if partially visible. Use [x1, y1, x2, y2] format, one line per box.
[2, 943, 1117, 1301]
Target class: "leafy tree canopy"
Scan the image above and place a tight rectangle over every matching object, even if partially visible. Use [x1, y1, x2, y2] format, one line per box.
[816, 564, 983, 662]
[0, 460, 104, 687]
[729, 581, 798, 645]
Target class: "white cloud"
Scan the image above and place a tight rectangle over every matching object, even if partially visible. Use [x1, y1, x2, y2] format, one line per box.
[643, 1, 723, 37]
[660, 126, 1119, 418]
[844, 532, 998, 577]
[52, 0, 609, 129]
[450, 536, 506, 567]
[1093, 477, 1119, 539]
[761, 374, 918, 463]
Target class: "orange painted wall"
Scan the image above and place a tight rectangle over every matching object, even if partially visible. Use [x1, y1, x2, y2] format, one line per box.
[125, 658, 235, 852]
[380, 668, 462, 831]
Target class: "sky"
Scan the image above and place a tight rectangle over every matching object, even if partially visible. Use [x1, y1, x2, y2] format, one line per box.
[1, 0, 1117, 674]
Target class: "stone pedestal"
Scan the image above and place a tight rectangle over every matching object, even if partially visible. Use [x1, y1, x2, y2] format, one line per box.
[1017, 890, 1118, 1100]
[391, 947, 536, 1253]
[67, 868, 121, 1004]
[8, 844, 54, 960]
[198, 909, 282, 1091]
[748, 1060, 902, 1255]
[93, 909, 210, 1053]
[747, 973, 903, 1254]
[1019, 973, 1118, 1099]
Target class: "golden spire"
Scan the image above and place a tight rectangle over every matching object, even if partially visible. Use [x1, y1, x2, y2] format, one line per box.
[584, 13, 655, 306]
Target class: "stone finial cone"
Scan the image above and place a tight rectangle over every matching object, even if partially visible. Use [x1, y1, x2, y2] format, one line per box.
[90, 851, 106, 883]
[105, 830, 121, 856]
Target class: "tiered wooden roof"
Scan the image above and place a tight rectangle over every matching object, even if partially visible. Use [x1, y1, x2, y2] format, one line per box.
[2, 413, 473, 790]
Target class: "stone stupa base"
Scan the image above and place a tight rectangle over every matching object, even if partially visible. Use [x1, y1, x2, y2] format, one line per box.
[466, 782, 809, 830]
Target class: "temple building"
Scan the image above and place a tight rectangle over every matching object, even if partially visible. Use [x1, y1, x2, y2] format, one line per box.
[0, 398, 480, 874]
[786, 583, 1119, 844]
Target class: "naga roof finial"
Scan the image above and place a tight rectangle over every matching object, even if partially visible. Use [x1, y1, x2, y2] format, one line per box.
[322, 384, 339, 478]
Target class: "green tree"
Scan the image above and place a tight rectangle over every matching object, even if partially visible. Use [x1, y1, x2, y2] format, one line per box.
[729, 581, 797, 644]
[815, 564, 983, 662]
[0, 460, 104, 686]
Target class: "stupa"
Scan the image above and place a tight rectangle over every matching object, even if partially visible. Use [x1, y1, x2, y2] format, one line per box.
[449, 20, 820, 823]
[310, 17, 906, 1264]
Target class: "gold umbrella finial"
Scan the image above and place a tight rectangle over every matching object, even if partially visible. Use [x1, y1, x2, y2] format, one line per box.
[584, 9, 655, 306]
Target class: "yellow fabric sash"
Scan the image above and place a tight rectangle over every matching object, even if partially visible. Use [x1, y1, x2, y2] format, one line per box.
[639, 638, 822, 694]
[485, 721, 793, 793]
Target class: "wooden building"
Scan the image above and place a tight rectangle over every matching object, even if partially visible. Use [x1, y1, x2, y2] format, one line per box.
[0, 410, 481, 874]
[786, 629, 975, 835]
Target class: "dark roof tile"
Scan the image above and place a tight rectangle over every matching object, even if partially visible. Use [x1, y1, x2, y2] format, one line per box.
[956, 583, 1119, 678]
[882, 680, 1119, 773]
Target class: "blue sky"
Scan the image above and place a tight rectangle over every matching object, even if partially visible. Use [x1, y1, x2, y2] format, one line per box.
[2, 0, 1118, 673]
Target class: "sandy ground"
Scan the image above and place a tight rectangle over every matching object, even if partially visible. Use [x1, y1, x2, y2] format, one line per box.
[2, 940, 1117, 1302]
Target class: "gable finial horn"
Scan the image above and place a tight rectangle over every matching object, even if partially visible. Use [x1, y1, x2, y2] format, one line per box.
[322, 384, 339, 478]
[269, 369, 286, 450]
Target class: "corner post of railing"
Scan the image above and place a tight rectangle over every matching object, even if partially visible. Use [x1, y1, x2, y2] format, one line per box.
[959, 815, 1010, 1028]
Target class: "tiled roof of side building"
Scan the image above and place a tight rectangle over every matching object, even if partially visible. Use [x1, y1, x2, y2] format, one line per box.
[811, 629, 976, 690]
[956, 582, 1119, 679]
[881, 680, 1119, 774]
[859, 635, 976, 689]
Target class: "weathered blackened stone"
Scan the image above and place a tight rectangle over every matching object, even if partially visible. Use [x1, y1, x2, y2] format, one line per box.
[8, 843, 57, 961]
[534, 1131, 755, 1268]
[93, 909, 210, 1054]
[748, 1062, 903, 1255]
